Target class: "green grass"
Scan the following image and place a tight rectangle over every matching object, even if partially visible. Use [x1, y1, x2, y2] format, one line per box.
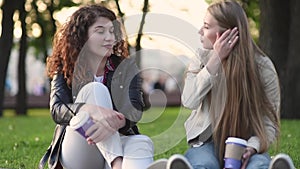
[0, 108, 299, 168]
[0, 109, 55, 169]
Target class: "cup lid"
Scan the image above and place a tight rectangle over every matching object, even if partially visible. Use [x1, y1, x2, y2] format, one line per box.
[225, 137, 247, 146]
[69, 112, 89, 129]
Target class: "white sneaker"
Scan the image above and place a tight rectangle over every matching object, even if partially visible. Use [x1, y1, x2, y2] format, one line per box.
[269, 153, 295, 169]
[147, 159, 168, 169]
[167, 154, 193, 169]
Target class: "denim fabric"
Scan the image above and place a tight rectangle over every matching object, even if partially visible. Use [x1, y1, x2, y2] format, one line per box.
[246, 153, 271, 169]
[184, 141, 271, 169]
[185, 142, 220, 169]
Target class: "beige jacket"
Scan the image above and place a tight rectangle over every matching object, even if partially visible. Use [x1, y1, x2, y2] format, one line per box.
[181, 51, 280, 152]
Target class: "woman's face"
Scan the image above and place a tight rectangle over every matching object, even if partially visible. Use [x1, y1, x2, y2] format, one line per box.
[199, 12, 223, 49]
[86, 17, 116, 59]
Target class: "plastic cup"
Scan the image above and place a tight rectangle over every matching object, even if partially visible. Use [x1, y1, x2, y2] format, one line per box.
[69, 112, 94, 139]
[224, 137, 247, 169]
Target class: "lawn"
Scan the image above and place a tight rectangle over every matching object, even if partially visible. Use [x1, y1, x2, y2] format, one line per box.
[0, 107, 299, 169]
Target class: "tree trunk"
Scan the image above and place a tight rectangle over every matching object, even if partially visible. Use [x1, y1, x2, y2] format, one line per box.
[16, 0, 28, 115]
[49, 0, 57, 35]
[32, 0, 48, 62]
[259, 0, 300, 118]
[284, 0, 300, 118]
[135, 0, 149, 67]
[115, 0, 125, 24]
[259, 0, 290, 77]
[45, 0, 57, 62]
[0, 0, 16, 116]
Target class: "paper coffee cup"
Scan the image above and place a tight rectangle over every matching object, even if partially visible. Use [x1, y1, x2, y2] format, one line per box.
[70, 112, 94, 139]
[224, 137, 247, 169]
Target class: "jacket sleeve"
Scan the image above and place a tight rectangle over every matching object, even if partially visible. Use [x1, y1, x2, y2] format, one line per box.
[181, 53, 220, 110]
[107, 57, 145, 134]
[49, 73, 84, 125]
[118, 62, 145, 133]
[120, 72, 145, 132]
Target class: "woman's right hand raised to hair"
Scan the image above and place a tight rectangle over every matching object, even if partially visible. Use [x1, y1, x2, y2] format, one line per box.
[79, 104, 125, 144]
[214, 27, 239, 61]
[206, 27, 238, 75]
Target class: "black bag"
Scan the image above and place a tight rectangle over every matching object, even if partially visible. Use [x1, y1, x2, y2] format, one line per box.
[38, 125, 66, 169]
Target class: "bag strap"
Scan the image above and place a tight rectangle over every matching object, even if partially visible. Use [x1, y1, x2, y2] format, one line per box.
[38, 145, 52, 169]
[38, 126, 66, 169]
[48, 128, 66, 169]
[38, 94, 73, 169]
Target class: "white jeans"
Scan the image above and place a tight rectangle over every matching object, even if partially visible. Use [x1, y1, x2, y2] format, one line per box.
[60, 82, 154, 169]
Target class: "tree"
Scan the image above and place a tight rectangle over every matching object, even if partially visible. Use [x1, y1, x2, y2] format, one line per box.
[0, 0, 17, 116]
[135, 0, 149, 67]
[16, 0, 28, 115]
[0, 0, 78, 116]
[114, 0, 125, 24]
[259, 0, 300, 118]
[29, 0, 77, 61]
[113, 0, 150, 68]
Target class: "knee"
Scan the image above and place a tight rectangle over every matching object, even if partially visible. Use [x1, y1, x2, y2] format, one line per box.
[130, 135, 154, 151]
[76, 82, 111, 105]
[85, 82, 108, 93]
[77, 82, 109, 97]
[246, 153, 270, 169]
[123, 135, 154, 158]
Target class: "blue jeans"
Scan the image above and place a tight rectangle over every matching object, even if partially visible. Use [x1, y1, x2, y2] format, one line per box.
[184, 141, 271, 169]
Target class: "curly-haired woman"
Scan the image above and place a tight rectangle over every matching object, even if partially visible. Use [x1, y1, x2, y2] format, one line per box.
[45, 4, 153, 169]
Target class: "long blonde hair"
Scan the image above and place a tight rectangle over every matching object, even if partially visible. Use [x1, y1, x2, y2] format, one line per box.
[208, 0, 280, 164]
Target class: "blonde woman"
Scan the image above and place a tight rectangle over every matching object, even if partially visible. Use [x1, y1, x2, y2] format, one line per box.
[182, 0, 280, 168]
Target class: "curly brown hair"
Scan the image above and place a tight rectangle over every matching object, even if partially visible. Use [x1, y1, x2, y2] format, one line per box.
[46, 4, 129, 86]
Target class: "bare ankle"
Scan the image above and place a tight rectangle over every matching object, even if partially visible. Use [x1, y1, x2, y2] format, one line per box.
[111, 156, 123, 169]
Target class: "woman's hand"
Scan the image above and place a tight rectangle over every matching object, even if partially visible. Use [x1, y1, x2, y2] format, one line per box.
[206, 28, 239, 75]
[213, 27, 239, 61]
[241, 147, 257, 169]
[79, 104, 125, 144]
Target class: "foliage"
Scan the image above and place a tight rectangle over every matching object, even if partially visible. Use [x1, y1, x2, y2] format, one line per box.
[26, 0, 78, 60]
[2, 0, 113, 60]
[0, 108, 299, 168]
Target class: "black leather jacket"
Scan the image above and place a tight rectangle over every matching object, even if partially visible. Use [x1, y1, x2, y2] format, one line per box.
[49, 55, 145, 135]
